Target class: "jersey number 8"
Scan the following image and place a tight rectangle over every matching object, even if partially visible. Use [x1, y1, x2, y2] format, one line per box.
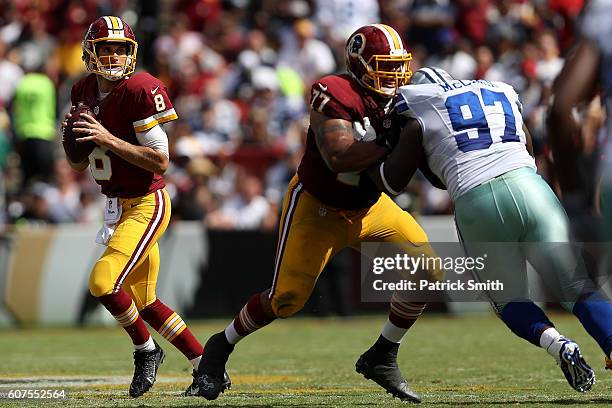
[154, 94, 166, 112]
[89, 147, 112, 180]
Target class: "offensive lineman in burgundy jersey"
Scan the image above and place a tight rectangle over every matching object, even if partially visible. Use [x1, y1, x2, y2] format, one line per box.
[193, 24, 441, 403]
[298, 73, 394, 209]
[61, 16, 211, 398]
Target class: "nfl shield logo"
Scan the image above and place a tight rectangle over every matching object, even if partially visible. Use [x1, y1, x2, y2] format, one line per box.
[94, 106, 100, 115]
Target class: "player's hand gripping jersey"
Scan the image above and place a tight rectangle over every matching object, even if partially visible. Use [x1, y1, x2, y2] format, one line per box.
[71, 72, 178, 198]
[396, 79, 535, 201]
[297, 74, 396, 210]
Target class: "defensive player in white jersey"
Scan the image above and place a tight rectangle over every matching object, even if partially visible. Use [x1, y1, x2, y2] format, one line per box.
[371, 67, 612, 392]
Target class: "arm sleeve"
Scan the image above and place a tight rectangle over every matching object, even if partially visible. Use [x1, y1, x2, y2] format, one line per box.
[135, 124, 169, 158]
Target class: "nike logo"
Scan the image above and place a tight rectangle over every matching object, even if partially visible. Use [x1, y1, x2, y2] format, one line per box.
[151, 86, 160, 94]
[318, 83, 327, 92]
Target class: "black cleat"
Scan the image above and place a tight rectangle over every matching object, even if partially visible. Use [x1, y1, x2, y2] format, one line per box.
[193, 332, 235, 400]
[129, 339, 165, 398]
[184, 369, 231, 397]
[356, 346, 421, 403]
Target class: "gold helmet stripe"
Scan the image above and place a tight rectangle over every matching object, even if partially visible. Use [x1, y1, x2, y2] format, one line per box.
[110, 16, 124, 30]
[110, 16, 120, 30]
[369, 24, 399, 52]
[380, 24, 403, 50]
[100, 16, 126, 39]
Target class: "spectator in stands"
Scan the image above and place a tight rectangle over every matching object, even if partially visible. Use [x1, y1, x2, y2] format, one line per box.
[0, 39, 23, 106]
[455, 0, 491, 47]
[10, 62, 56, 188]
[409, 0, 456, 55]
[0, 0, 600, 226]
[315, 0, 380, 61]
[207, 168, 271, 230]
[277, 18, 336, 89]
[17, 15, 56, 74]
[43, 159, 82, 223]
[535, 30, 564, 89]
[173, 157, 218, 221]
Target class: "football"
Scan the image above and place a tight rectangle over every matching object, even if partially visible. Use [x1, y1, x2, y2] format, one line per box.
[62, 104, 97, 163]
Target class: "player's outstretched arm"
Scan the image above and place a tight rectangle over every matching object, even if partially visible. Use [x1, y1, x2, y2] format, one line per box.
[368, 118, 424, 195]
[73, 113, 169, 174]
[548, 39, 600, 193]
[312, 111, 387, 173]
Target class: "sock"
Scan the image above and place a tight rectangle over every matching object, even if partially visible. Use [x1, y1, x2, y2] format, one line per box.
[135, 336, 156, 352]
[225, 321, 243, 344]
[381, 319, 409, 343]
[98, 289, 150, 346]
[384, 295, 426, 343]
[539, 327, 563, 359]
[190, 355, 202, 370]
[573, 291, 612, 356]
[140, 299, 204, 360]
[229, 292, 276, 344]
[500, 301, 554, 346]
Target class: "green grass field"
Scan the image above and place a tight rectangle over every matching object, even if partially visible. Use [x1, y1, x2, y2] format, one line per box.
[1, 313, 612, 407]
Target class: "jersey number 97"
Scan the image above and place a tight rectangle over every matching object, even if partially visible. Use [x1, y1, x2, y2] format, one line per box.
[446, 89, 519, 153]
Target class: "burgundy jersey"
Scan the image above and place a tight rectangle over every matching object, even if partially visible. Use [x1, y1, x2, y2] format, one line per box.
[70, 72, 178, 198]
[297, 74, 394, 210]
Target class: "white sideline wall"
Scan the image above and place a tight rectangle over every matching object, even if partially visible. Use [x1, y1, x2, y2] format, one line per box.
[0, 216, 490, 327]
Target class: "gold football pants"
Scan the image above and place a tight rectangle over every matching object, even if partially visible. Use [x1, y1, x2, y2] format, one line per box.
[269, 175, 437, 318]
[89, 188, 171, 310]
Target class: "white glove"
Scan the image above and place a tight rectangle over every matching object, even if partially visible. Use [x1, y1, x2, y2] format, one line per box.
[352, 117, 377, 142]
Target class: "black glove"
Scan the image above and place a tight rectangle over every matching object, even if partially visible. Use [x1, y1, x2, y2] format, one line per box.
[375, 112, 408, 151]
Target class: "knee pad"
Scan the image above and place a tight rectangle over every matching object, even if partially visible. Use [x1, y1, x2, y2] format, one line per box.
[89, 258, 116, 298]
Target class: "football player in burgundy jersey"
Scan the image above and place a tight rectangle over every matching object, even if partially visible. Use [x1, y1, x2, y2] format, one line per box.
[61, 16, 221, 398]
[192, 24, 440, 403]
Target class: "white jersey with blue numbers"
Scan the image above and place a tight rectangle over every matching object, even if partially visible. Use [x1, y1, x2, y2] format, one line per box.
[396, 79, 536, 201]
[581, 0, 612, 186]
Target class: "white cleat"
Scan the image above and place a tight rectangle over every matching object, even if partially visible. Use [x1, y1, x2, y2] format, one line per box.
[557, 338, 595, 393]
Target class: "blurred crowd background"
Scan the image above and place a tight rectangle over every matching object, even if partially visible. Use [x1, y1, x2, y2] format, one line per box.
[0, 0, 604, 232]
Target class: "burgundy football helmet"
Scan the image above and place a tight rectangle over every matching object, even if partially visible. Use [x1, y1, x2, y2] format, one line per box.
[345, 24, 412, 98]
[82, 16, 138, 81]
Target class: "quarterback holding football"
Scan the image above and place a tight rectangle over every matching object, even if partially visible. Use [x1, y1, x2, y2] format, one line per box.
[61, 16, 212, 398]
